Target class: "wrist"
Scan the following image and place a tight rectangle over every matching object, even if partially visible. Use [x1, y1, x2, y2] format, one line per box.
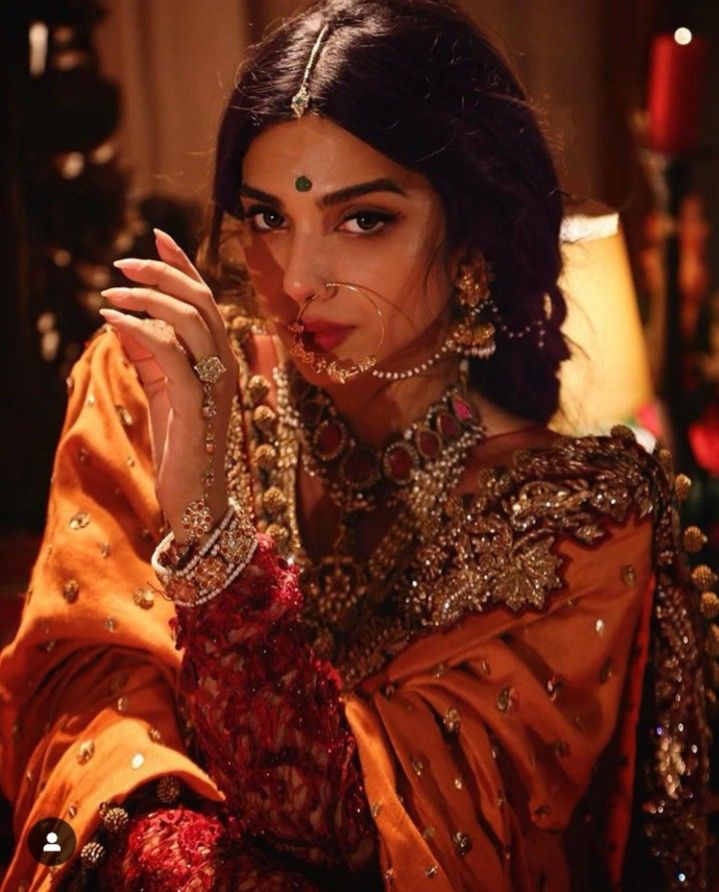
[171, 487, 230, 548]
[151, 498, 258, 608]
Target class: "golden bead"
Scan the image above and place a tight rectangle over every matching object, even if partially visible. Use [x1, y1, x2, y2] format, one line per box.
[80, 840, 106, 869]
[674, 473, 692, 502]
[683, 526, 708, 553]
[156, 774, 181, 804]
[610, 424, 636, 443]
[102, 806, 129, 835]
[254, 443, 278, 470]
[265, 522, 290, 547]
[247, 374, 271, 405]
[262, 486, 287, 515]
[700, 591, 719, 619]
[692, 565, 718, 592]
[230, 315, 253, 339]
[252, 404, 277, 434]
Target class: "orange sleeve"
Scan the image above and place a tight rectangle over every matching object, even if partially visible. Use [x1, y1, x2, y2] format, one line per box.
[0, 327, 224, 892]
[343, 510, 653, 891]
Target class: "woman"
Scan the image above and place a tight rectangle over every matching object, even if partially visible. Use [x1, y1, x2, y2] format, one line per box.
[0, 0, 713, 889]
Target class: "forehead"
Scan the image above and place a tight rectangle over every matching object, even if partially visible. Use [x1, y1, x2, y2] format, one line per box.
[241, 115, 426, 192]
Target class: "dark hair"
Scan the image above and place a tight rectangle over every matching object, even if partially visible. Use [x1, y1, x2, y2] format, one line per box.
[204, 0, 574, 424]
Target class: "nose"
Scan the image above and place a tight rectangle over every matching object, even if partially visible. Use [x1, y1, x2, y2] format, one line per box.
[281, 231, 328, 312]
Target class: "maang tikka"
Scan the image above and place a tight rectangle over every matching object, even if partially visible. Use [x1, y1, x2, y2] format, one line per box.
[291, 23, 331, 118]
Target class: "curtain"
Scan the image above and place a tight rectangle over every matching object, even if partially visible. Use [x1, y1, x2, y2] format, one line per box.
[94, 0, 658, 211]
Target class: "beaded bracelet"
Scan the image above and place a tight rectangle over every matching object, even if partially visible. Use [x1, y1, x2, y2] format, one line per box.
[151, 497, 258, 608]
[162, 499, 237, 580]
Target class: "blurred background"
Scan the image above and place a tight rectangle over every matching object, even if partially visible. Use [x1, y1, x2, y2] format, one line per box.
[1, 0, 719, 869]
[4, 0, 719, 547]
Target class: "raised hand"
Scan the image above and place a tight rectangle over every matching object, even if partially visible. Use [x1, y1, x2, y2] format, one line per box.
[99, 229, 240, 545]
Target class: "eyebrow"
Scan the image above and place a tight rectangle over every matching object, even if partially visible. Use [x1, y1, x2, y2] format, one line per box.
[238, 177, 407, 211]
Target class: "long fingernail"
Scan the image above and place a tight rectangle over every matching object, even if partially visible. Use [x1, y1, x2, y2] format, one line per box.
[100, 287, 131, 299]
[154, 228, 183, 254]
[113, 258, 143, 270]
[153, 227, 178, 246]
[99, 308, 124, 319]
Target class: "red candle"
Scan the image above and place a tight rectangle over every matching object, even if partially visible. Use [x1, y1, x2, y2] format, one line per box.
[647, 30, 708, 155]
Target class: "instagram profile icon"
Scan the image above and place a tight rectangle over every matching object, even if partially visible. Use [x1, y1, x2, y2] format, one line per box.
[27, 816, 76, 865]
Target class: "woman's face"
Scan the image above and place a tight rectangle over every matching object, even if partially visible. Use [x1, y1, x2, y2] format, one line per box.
[236, 114, 463, 384]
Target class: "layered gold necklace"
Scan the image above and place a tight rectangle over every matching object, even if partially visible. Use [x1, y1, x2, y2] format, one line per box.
[258, 357, 488, 661]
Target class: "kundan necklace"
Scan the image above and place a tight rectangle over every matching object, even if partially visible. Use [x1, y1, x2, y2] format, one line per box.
[284, 357, 485, 513]
[271, 357, 488, 655]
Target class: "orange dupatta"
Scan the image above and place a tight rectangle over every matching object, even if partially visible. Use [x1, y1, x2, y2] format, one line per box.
[0, 328, 224, 891]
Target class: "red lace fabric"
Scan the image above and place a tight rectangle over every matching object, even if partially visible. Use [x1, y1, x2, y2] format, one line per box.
[96, 803, 318, 890]
[168, 532, 378, 879]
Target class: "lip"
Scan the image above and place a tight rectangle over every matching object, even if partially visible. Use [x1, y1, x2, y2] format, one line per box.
[306, 327, 353, 351]
[301, 321, 355, 334]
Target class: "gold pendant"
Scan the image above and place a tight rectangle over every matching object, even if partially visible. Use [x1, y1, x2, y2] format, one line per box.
[309, 552, 368, 626]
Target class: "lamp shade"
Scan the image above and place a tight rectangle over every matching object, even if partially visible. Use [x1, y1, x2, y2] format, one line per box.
[550, 201, 654, 435]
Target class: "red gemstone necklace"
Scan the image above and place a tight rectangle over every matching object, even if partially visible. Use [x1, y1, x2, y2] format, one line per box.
[284, 358, 487, 515]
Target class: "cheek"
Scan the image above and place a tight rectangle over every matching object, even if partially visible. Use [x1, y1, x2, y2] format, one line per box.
[241, 240, 287, 313]
[375, 234, 450, 324]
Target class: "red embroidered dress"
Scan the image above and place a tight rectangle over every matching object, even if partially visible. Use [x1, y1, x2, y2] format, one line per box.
[97, 533, 379, 890]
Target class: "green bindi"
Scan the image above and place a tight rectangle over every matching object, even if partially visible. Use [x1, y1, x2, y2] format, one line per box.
[295, 174, 313, 192]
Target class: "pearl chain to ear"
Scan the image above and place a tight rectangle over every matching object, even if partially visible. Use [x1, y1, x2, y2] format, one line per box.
[485, 297, 548, 349]
[369, 297, 550, 382]
[369, 343, 468, 381]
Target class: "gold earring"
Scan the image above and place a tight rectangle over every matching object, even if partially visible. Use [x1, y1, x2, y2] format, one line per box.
[455, 252, 494, 309]
[448, 253, 497, 359]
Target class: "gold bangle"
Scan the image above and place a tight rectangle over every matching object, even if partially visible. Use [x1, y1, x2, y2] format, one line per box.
[151, 499, 257, 608]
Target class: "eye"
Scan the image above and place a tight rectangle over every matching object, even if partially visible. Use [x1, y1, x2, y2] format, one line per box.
[243, 205, 287, 232]
[339, 210, 397, 235]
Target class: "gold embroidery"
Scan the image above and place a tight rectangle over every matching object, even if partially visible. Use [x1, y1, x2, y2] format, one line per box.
[221, 309, 709, 890]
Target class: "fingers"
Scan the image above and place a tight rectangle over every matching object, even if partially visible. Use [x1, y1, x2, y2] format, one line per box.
[113, 231, 233, 369]
[102, 322, 172, 472]
[153, 228, 205, 284]
[100, 285, 217, 367]
[98, 309, 203, 421]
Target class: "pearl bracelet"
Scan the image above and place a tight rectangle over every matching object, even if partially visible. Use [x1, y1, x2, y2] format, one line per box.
[151, 498, 258, 608]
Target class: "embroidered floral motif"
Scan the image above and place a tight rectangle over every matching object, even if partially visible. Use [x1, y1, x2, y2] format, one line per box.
[220, 307, 709, 891]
